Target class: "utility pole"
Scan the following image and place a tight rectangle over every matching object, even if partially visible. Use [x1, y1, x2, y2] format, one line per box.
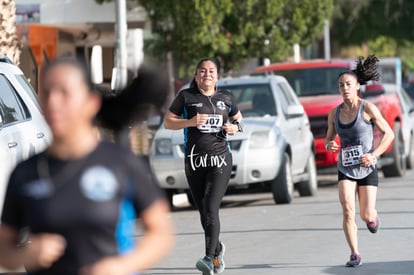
[112, 0, 128, 92]
[324, 20, 331, 61]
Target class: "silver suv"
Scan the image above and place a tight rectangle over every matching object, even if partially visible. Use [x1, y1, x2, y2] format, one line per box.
[150, 75, 317, 206]
[0, 55, 51, 214]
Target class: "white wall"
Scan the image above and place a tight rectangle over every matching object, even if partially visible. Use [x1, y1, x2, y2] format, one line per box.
[15, 0, 146, 24]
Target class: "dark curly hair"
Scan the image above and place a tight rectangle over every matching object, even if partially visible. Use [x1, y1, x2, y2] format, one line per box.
[338, 55, 380, 85]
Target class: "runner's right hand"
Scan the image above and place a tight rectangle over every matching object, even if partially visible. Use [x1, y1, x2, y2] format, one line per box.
[24, 233, 66, 270]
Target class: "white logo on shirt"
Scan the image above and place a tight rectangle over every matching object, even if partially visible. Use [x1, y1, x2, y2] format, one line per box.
[80, 166, 118, 201]
[191, 103, 203, 107]
[216, 100, 226, 110]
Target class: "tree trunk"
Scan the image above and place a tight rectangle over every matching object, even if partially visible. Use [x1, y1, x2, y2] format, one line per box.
[0, 0, 21, 65]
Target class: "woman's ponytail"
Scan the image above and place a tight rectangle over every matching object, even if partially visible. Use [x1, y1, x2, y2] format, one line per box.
[96, 65, 169, 132]
[352, 55, 380, 85]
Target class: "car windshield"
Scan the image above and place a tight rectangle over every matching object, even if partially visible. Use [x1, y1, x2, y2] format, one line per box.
[219, 83, 277, 117]
[273, 67, 345, 96]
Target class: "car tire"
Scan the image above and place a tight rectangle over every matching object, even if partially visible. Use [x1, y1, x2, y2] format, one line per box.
[406, 134, 414, 169]
[271, 152, 293, 204]
[382, 121, 406, 177]
[297, 152, 318, 197]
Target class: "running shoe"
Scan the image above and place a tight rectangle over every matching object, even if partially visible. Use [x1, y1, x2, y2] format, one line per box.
[367, 216, 380, 233]
[346, 253, 362, 267]
[196, 256, 214, 275]
[213, 242, 226, 273]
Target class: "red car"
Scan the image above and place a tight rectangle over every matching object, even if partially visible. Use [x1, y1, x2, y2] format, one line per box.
[255, 60, 406, 177]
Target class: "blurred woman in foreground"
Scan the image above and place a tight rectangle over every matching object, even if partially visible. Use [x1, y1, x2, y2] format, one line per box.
[0, 58, 174, 275]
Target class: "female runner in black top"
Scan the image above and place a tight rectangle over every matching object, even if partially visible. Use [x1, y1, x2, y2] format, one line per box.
[164, 58, 242, 275]
[0, 58, 174, 275]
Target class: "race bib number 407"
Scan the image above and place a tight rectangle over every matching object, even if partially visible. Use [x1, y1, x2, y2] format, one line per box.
[341, 145, 363, 167]
[197, 114, 223, 133]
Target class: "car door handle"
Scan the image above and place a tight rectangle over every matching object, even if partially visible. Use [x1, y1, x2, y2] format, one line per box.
[36, 132, 45, 139]
[8, 141, 18, 148]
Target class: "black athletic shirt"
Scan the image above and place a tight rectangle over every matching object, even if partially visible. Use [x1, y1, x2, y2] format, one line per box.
[1, 142, 162, 275]
[169, 87, 239, 156]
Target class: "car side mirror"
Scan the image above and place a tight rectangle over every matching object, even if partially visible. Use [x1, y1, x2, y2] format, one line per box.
[286, 105, 304, 117]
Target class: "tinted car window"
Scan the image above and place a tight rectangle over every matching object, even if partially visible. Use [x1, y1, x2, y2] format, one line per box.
[274, 67, 345, 96]
[0, 74, 29, 125]
[220, 84, 277, 117]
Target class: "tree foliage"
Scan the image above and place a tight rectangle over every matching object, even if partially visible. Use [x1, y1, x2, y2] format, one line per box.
[332, 0, 414, 44]
[97, 0, 333, 75]
[331, 0, 414, 73]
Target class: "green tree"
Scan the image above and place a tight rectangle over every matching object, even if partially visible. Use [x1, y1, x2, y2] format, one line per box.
[97, 0, 333, 75]
[332, 0, 414, 45]
[331, 0, 414, 74]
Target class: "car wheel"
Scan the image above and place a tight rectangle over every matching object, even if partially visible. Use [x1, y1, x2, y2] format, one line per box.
[297, 152, 318, 197]
[382, 121, 406, 177]
[271, 152, 293, 204]
[406, 134, 414, 169]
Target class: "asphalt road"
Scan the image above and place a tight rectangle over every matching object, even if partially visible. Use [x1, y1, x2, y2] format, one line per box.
[145, 171, 414, 275]
[1, 171, 412, 275]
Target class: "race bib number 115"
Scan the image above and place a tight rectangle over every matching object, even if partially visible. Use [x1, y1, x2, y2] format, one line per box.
[197, 114, 223, 133]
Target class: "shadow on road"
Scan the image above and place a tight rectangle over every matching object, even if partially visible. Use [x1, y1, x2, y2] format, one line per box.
[148, 260, 414, 274]
[324, 260, 414, 275]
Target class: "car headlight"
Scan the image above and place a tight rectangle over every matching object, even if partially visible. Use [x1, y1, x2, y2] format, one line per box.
[155, 138, 173, 155]
[249, 130, 276, 148]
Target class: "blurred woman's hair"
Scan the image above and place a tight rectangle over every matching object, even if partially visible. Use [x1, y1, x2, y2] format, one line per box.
[97, 64, 169, 131]
[43, 57, 169, 132]
[42, 57, 95, 91]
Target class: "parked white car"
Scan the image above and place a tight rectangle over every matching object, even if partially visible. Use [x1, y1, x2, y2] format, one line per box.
[0, 55, 51, 215]
[150, 75, 317, 205]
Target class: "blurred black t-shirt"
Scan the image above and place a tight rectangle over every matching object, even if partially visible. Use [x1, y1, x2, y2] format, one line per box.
[1, 141, 162, 275]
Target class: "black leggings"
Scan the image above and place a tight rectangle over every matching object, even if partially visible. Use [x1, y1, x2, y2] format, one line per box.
[185, 151, 232, 258]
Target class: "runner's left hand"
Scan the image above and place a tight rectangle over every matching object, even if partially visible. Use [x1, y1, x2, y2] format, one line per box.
[222, 123, 238, 135]
[361, 153, 377, 167]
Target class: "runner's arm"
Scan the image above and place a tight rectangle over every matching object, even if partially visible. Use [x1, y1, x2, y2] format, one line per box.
[164, 110, 207, 130]
[229, 110, 242, 122]
[365, 101, 394, 158]
[325, 108, 339, 151]
[225, 110, 243, 134]
[0, 224, 23, 270]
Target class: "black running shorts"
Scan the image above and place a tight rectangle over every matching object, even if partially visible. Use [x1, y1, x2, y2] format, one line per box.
[338, 169, 378, 187]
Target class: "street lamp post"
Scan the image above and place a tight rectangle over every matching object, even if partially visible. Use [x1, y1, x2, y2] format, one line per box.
[112, 0, 128, 92]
